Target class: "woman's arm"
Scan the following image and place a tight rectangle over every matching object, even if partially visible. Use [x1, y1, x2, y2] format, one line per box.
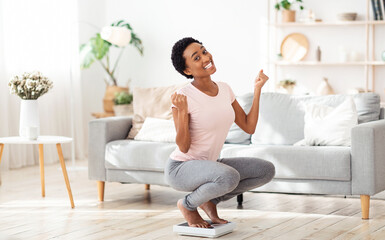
[232, 70, 269, 134]
[171, 93, 191, 153]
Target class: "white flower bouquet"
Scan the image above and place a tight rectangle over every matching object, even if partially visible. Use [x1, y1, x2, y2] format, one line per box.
[8, 71, 53, 100]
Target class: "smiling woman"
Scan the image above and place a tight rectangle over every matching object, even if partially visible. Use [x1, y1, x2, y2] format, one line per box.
[0, 0, 85, 169]
[165, 37, 275, 229]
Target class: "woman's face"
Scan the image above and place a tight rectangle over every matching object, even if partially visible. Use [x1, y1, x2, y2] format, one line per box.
[183, 42, 216, 78]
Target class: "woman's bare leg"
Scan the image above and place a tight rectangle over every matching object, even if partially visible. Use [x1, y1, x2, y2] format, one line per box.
[177, 199, 211, 228]
[199, 201, 228, 224]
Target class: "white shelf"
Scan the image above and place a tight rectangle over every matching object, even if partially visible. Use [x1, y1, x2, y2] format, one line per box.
[274, 61, 385, 66]
[273, 20, 385, 27]
[367, 20, 385, 25]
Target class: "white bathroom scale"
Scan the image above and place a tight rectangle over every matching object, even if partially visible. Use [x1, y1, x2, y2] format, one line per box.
[173, 221, 236, 238]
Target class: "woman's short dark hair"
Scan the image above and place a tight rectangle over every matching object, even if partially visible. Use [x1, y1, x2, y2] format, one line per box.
[171, 37, 202, 79]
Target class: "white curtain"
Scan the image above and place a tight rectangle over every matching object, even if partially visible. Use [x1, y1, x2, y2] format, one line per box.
[0, 0, 85, 169]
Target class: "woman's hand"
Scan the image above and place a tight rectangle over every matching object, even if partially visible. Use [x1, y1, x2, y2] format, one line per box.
[171, 93, 188, 112]
[254, 69, 269, 91]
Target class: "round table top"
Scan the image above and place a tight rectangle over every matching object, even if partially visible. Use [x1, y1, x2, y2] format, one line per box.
[0, 136, 73, 144]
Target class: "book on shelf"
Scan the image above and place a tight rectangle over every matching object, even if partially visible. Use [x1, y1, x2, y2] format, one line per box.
[372, 0, 385, 20]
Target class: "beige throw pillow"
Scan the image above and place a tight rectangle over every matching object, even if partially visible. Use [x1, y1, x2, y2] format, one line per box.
[134, 117, 176, 143]
[127, 83, 187, 139]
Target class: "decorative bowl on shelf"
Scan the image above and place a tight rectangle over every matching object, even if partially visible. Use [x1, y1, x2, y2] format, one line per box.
[337, 12, 357, 21]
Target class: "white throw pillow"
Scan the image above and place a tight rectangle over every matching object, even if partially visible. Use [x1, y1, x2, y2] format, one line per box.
[294, 97, 358, 146]
[134, 117, 176, 143]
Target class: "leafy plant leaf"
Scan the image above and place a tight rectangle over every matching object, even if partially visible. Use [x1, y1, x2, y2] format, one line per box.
[113, 20, 124, 26]
[91, 33, 111, 60]
[275, 3, 280, 10]
[79, 43, 95, 69]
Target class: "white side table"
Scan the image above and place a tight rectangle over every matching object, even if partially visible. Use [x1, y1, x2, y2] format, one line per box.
[0, 136, 75, 208]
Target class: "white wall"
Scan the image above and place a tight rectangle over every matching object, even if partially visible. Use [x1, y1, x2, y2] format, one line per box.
[105, 0, 268, 94]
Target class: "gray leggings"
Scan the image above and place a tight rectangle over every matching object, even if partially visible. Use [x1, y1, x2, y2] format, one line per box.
[164, 157, 275, 211]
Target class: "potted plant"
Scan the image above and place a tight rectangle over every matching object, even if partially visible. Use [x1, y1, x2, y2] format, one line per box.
[80, 19, 143, 113]
[278, 79, 296, 94]
[113, 91, 134, 116]
[275, 0, 304, 23]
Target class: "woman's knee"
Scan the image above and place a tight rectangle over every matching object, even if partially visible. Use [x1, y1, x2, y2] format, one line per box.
[217, 168, 240, 191]
[264, 161, 275, 182]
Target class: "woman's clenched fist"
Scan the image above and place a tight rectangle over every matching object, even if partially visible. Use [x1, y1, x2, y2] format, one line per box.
[254, 69, 269, 91]
[171, 92, 188, 112]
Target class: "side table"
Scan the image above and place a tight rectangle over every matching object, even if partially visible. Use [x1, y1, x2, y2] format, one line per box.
[0, 136, 75, 208]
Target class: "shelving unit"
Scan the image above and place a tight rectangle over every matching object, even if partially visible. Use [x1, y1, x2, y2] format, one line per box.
[267, 0, 385, 99]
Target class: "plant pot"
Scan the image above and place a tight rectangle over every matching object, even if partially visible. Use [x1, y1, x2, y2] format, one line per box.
[103, 86, 129, 113]
[282, 10, 296, 22]
[283, 85, 295, 94]
[113, 104, 134, 116]
[19, 99, 40, 138]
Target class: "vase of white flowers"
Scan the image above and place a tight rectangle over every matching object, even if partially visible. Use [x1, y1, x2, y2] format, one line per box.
[8, 71, 53, 138]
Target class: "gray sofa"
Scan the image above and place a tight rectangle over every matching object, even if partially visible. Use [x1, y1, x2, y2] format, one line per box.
[89, 92, 385, 219]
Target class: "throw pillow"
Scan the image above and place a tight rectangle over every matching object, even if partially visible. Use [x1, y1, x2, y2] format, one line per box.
[294, 97, 358, 146]
[134, 117, 176, 143]
[127, 83, 187, 139]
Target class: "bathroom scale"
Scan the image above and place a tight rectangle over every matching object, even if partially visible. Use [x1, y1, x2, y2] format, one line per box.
[173, 221, 236, 238]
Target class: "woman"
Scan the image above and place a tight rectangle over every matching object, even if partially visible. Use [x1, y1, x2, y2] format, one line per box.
[165, 37, 275, 228]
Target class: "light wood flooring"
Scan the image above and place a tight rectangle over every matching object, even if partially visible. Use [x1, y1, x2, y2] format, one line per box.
[1, 160, 385, 240]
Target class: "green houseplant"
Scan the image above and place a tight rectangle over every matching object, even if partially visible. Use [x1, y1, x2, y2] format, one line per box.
[113, 91, 133, 105]
[80, 20, 143, 86]
[278, 79, 296, 94]
[275, 0, 304, 22]
[79, 20, 143, 113]
[113, 92, 134, 116]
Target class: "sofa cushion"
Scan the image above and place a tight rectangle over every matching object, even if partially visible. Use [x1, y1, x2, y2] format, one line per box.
[105, 140, 177, 172]
[225, 93, 254, 144]
[134, 118, 176, 143]
[296, 97, 358, 146]
[251, 92, 381, 145]
[220, 144, 351, 181]
[127, 83, 186, 139]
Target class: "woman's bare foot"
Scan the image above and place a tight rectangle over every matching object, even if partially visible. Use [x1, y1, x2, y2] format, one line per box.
[199, 201, 228, 224]
[177, 199, 211, 228]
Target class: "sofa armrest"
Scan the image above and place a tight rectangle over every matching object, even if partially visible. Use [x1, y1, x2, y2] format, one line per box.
[351, 119, 385, 195]
[88, 116, 132, 181]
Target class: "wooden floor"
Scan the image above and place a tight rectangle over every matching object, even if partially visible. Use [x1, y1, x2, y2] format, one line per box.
[1, 161, 385, 240]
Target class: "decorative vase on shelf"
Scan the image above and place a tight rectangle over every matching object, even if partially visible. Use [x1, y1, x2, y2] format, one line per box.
[19, 99, 40, 138]
[317, 78, 335, 95]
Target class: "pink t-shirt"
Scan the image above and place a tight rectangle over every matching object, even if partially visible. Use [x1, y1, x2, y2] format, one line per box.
[170, 81, 236, 161]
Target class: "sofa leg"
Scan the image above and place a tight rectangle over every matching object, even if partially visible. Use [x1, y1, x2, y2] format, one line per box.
[97, 181, 105, 202]
[145, 184, 150, 190]
[237, 194, 243, 206]
[360, 195, 370, 220]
